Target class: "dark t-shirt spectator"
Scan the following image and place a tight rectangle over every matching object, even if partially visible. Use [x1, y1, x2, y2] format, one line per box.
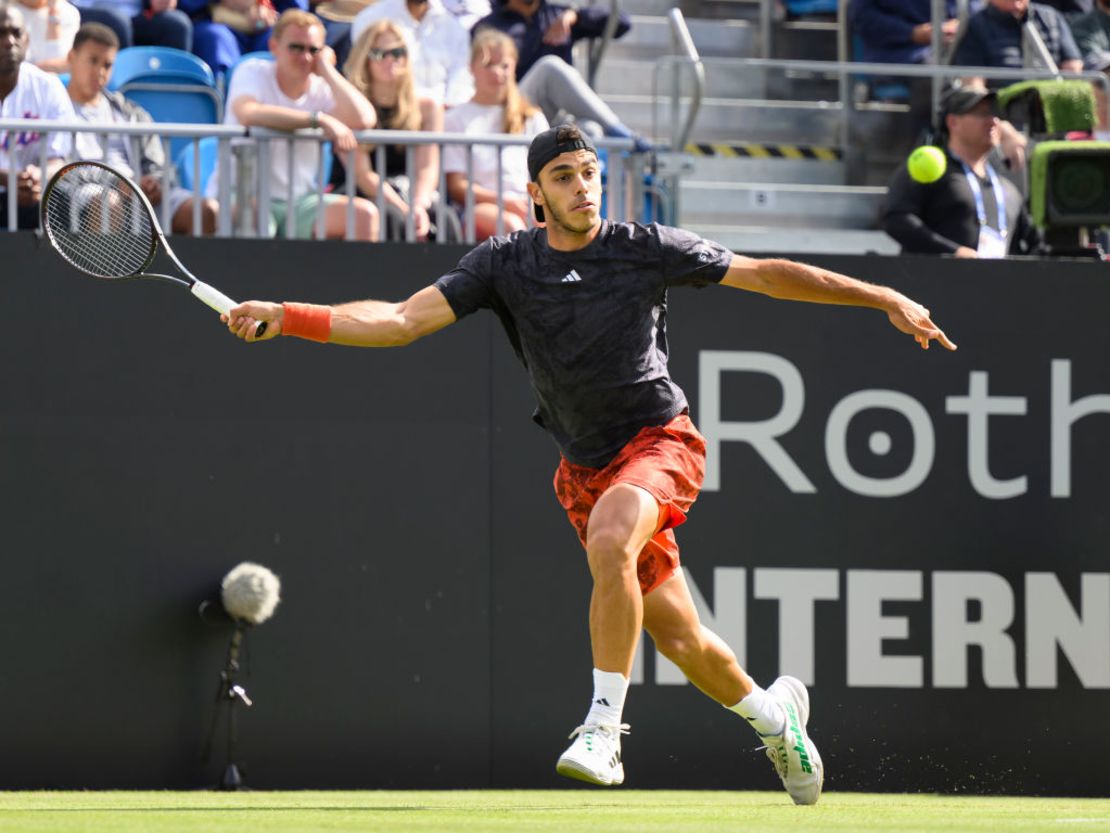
[882, 146, 1042, 255]
[472, 0, 630, 79]
[1069, 5, 1110, 58]
[1039, 0, 1091, 18]
[952, 2, 1081, 70]
[849, 0, 958, 64]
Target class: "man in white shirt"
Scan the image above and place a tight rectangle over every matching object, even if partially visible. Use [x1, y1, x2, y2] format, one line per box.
[0, 4, 75, 230]
[351, 0, 473, 106]
[216, 8, 379, 239]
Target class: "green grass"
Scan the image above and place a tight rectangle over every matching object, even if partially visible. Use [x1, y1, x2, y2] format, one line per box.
[1, 791, 1108, 833]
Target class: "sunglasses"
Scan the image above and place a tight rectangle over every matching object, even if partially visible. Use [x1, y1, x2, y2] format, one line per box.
[369, 46, 407, 61]
[286, 42, 323, 55]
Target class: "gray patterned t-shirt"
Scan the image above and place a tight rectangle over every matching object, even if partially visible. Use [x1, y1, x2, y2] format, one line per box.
[434, 220, 734, 468]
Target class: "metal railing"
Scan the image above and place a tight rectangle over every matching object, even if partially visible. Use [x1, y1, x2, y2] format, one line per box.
[586, 0, 624, 90]
[651, 8, 704, 152]
[721, 58, 1110, 151]
[0, 118, 644, 240]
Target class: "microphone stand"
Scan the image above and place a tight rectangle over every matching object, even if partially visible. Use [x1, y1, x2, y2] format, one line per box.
[202, 619, 253, 790]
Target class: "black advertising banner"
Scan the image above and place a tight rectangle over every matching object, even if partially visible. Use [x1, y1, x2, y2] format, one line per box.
[0, 234, 1105, 795]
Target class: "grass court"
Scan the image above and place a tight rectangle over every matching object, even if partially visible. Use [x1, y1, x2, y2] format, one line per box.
[1, 790, 1108, 832]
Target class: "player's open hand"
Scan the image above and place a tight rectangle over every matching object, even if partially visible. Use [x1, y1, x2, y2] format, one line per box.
[224, 301, 282, 342]
[887, 296, 957, 351]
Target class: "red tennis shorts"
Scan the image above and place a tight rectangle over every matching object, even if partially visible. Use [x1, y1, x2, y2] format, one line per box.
[553, 412, 707, 595]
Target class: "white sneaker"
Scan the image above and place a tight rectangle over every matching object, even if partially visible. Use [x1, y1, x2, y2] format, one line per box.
[555, 723, 629, 786]
[761, 676, 824, 805]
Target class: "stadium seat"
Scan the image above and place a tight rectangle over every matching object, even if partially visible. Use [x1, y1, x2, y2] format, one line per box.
[174, 136, 220, 193]
[108, 46, 216, 92]
[120, 84, 222, 159]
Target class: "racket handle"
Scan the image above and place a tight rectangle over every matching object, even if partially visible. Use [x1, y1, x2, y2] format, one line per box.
[192, 281, 268, 338]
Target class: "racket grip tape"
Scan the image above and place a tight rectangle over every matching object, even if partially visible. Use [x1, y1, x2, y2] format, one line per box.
[192, 281, 268, 337]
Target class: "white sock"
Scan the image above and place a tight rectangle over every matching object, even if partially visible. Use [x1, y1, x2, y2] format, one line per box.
[728, 683, 785, 738]
[584, 669, 629, 727]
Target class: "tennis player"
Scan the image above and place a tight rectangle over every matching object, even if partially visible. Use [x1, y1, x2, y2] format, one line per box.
[225, 124, 956, 804]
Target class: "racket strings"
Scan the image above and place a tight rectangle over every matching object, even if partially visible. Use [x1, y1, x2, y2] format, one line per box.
[43, 164, 156, 279]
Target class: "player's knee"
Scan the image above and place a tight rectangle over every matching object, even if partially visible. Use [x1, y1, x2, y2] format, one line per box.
[585, 530, 637, 581]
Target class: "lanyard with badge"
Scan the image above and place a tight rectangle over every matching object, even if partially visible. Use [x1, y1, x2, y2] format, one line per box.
[960, 161, 1008, 259]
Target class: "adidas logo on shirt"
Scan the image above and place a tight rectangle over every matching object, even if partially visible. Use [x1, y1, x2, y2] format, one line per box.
[561, 269, 582, 283]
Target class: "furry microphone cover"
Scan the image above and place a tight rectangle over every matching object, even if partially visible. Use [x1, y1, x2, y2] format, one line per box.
[220, 562, 282, 625]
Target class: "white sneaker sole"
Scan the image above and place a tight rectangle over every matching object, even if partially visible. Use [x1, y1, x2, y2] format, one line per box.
[556, 756, 624, 786]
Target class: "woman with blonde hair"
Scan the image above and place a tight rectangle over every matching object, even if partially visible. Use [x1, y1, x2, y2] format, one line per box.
[443, 28, 547, 240]
[341, 19, 444, 240]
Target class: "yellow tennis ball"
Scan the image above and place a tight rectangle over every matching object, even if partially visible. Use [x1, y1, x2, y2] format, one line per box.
[907, 146, 947, 184]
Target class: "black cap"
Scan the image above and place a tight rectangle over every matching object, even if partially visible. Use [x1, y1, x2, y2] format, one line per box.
[939, 85, 997, 117]
[527, 125, 598, 222]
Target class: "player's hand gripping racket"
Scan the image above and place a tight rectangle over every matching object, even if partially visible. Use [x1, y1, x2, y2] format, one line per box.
[40, 160, 265, 337]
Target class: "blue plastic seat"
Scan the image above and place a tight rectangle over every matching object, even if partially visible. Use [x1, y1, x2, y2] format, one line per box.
[174, 135, 220, 193]
[121, 84, 222, 159]
[109, 46, 216, 91]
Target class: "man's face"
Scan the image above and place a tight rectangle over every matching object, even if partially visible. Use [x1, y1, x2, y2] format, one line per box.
[271, 23, 324, 78]
[948, 99, 1000, 153]
[0, 7, 29, 75]
[68, 41, 116, 100]
[530, 149, 603, 233]
[990, 0, 1029, 18]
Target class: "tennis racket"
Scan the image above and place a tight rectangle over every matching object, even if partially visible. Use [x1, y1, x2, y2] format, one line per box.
[40, 160, 265, 337]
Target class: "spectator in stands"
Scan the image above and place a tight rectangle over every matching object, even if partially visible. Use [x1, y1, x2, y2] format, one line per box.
[0, 4, 76, 229]
[473, 0, 645, 148]
[70, 0, 193, 52]
[67, 23, 218, 233]
[180, 0, 307, 78]
[441, 0, 488, 31]
[1040, 0, 1090, 19]
[473, 0, 629, 80]
[443, 28, 546, 239]
[16, 0, 81, 72]
[1069, 0, 1110, 61]
[214, 8, 379, 239]
[339, 20, 445, 239]
[951, 0, 1082, 78]
[350, 0, 473, 107]
[849, 0, 959, 66]
[882, 85, 1043, 257]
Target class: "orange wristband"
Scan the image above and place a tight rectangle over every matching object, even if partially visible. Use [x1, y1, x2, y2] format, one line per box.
[281, 302, 332, 343]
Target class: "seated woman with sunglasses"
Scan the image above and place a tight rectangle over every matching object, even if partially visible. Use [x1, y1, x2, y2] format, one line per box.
[338, 20, 448, 240]
[442, 28, 547, 240]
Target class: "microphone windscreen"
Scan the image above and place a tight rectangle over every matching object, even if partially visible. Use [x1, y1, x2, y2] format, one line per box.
[221, 562, 281, 625]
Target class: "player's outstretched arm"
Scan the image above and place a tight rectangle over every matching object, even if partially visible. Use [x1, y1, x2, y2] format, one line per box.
[720, 254, 957, 351]
[225, 284, 457, 347]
